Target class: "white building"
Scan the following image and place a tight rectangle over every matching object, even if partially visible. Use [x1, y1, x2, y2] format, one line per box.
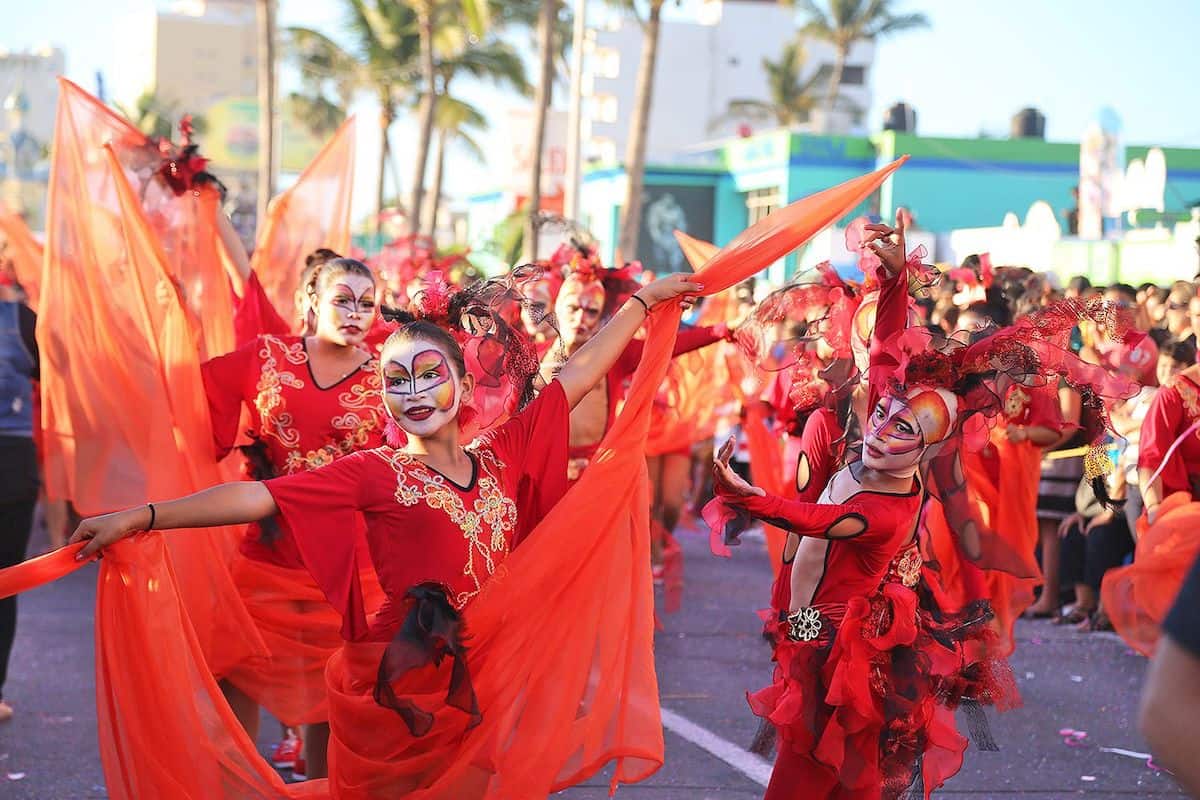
[0, 46, 63, 146]
[582, 0, 875, 167]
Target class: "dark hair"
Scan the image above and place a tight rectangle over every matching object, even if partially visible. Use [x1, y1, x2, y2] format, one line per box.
[305, 248, 342, 270]
[1108, 283, 1137, 303]
[963, 299, 1012, 328]
[305, 257, 374, 301]
[1162, 338, 1197, 367]
[1067, 275, 1092, 293]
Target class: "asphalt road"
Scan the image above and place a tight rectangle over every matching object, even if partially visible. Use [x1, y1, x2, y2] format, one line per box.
[0, 518, 1187, 799]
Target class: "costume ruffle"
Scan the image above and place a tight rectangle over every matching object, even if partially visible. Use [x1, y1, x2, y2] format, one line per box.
[750, 568, 1019, 800]
[1102, 492, 1200, 657]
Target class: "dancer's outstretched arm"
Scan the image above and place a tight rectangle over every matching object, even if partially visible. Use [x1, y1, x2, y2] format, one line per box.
[69, 482, 277, 560]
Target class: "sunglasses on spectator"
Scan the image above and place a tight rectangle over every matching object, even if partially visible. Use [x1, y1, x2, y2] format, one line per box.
[1168, 302, 1189, 310]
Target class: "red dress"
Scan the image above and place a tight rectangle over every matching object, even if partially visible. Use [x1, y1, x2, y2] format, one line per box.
[201, 333, 388, 724]
[262, 380, 570, 797]
[1103, 367, 1200, 655]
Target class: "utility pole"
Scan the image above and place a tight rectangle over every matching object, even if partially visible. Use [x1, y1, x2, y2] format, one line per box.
[563, 0, 588, 222]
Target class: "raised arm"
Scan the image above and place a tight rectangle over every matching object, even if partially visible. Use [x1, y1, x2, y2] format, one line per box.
[69, 482, 278, 560]
[556, 273, 703, 407]
[216, 208, 252, 291]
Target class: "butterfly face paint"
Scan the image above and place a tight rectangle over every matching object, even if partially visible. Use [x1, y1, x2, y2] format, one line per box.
[316, 273, 376, 346]
[862, 395, 926, 477]
[382, 341, 462, 437]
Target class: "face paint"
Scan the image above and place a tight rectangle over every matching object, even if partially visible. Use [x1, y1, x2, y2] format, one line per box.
[316, 273, 376, 346]
[382, 341, 462, 437]
[555, 278, 606, 349]
[862, 395, 925, 477]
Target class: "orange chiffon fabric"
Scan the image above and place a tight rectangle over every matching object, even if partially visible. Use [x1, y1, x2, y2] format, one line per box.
[1102, 492, 1200, 657]
[744, 402, 789, 572]
[646, 233, 730, 457]
[250, 117, 355, 316]
[0, 209, 44, 310]
[224, 558, 386, 727]
[0, 160, 904, 799]
[38, 85, 264, 675]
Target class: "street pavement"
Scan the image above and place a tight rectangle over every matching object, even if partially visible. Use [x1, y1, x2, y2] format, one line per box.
[0, 519, 1187, 799]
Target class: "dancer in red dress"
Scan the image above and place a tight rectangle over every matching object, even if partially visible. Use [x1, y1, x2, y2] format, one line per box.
[69, 271, 702, 798]
[705, 216, 1136, 799]
[201, 256, 388, 778]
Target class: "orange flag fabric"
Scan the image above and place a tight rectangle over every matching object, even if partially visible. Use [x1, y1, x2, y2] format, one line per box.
[0, 159, 905, 799]
[38, 82, 265, 676]
[0, 209, 44, 310]
[250, 117, 355, 317]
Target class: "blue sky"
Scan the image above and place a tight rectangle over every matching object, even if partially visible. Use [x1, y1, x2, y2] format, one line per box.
[3, 0, 1199, 212]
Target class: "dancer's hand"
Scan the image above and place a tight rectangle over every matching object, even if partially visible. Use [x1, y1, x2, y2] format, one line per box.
[70, 507, 150, 560]
[712, 437, 765, 498]
[634, 273, 704, 310]
[862, 208, 910, 278]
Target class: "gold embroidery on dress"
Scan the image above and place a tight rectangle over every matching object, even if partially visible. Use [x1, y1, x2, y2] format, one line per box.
[382, 446, 518, 606]
[891, 545, 922, 588]
[1003, 385, 1030, 421]
[255, 338, 384, 474]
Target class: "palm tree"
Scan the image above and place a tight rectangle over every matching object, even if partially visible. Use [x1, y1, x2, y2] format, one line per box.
[427, 96, 487, 231]
[791, 0, 928, 132]
[427, 39, 529, 231]
[256, 0, 278, 229]
[524, 0, 558, 261]
[712, 41, 825, 131]
[409, 0, 490, 239]
[287, 2, 420, 236]
[615, 0, 668, 264]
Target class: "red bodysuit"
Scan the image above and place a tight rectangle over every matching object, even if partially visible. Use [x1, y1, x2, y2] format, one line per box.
[713, 264, 1014, 800]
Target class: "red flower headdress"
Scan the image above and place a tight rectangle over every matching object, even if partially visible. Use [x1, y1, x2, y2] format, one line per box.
[155, 116, 223, 197]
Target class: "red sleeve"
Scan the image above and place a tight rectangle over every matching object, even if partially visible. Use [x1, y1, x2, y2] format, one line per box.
[795, 409, 839, 501]
[868, 265, 907, 405]
[480, 379, 571, 542]
[234, 271, 291, 348]
[613, 324, 723, 382]
[672, 324, 723, 356]
[200, 339, 257, 460]
[264, 451, 374, 640]
[1139, 384, 1187, 490]
[722, 488, 886, 540]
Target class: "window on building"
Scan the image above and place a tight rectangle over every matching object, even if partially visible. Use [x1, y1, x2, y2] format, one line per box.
[746, 186, 782, 226]
[593, 47, 620, 79]
[815, 64, 866, 86]
[594, 93, 619, 124]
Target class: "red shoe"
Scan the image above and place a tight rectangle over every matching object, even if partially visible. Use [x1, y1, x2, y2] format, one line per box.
[270, 734, 302, 769]
[291, 755, 307, 782]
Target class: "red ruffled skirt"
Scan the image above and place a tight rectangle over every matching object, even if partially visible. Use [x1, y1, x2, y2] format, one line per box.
[750, 571, 1019, 800]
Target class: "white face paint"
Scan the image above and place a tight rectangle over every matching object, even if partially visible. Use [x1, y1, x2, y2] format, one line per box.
[862, 395, 925, 478]
[381, 339, 464, 437]
[315, 272, 377, 347]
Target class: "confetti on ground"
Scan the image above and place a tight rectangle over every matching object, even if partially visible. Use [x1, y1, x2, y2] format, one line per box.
[1100, 747, 1152, 760]
[7, 772, 26, 781]
[1081, 775, 1096, 782]
[1070, 675, 1084, 682]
